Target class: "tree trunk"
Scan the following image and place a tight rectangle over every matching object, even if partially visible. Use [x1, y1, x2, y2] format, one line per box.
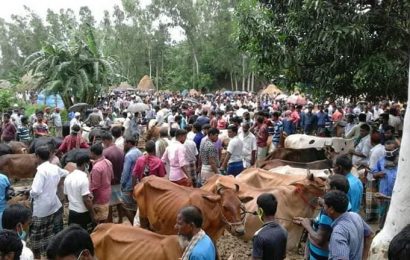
[234, 75, 238, 91]
[193, 50, 199, 89]
[148, 48, 152, 78]
[242, 55, 246, 91]
[247, 73, 251, 92]
[251, 72, 255, 92]
[369, 63, 410, 259]
[155, 63, 159, 91]
[230, 71, 234, 90]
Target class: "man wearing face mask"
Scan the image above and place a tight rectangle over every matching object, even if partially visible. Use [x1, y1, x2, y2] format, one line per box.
[64, 153, 96, 232]
[371, 140, 399, 229]
[2, 204, 34, 260]
[252, 193, 287, 260]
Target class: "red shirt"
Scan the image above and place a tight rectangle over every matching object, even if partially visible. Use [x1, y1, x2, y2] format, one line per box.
[90, 157, 113, 204]
[103, 145, 124, 185]
[1, 122, 16, 141]
[132, 154, 166, 181]
[256, 123, 269, 147]
[58, 135, 90, 154]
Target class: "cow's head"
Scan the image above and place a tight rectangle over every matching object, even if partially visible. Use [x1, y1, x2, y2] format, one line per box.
[202, 180, 253, 237]
[290, 173, 326, 209]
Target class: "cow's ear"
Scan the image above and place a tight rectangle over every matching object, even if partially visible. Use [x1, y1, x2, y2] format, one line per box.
[306, 169, 314, 181]
[239, 196, 253, 204]
[202, 194, 221, 203]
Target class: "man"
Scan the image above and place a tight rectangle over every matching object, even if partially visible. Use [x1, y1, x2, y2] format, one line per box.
[0, 230, 23, 260]
[162, 129, 192, 186]
[216, 111, 227, 130]
[252, 193, 288, 260]
[344, 114, 356, 138]
[388, 107, 403, 137]
[199, 128, 220, 185]
[334, 154, 363, 213]
[239, 122, 257, 168]
[193, 123, 204, 152]
[46, 225, 95, 260]
[301, 104, 318, 135]
[0, 171, 10, 230]
[132, 141, 166, 184]
[350, 124, 372, 168]
[209, 111, 217, 128]
[84, 108, 103, 127]
[16, 116, 31, 144]
[51, 108, 63, 137]
[120, 137, 142, 224]
[372, 140, 399, 229]
[175, 206, 216, 260]
[155, 127, 169, 158]
[221, 125, 243, 176]
[89, 143, 113, 224]
[29, 146, 68, 258]
[195, 110, 210, 127]
[70, 112, 81, 128]
[388, 224, 410, 260]
[346, 113, 367, 140]
[316, 105, 329, 134]
[101, 132, 124, 223]
[270, 112, 283, 152]
[111, 126, 125, 152]
[1, 113, 16, 142]
[253, 115, 269, 160]
[57, 125, 89, 155]
[324, 190, 373, 260]
[64, 153, 96, 233]
[184, 135, 199, 187]
[32, 114, 49, 138]
[294, 175, 351, 260]
[2, 204, 34, 259]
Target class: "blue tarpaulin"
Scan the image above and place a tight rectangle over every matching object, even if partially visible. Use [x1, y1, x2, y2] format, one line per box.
[36, 91, 65, 109]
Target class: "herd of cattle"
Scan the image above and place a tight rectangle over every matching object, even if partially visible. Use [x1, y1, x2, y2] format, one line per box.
[0, 133, 355, 259]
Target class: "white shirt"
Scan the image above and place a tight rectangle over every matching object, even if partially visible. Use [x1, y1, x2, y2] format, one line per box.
[115, 136, 125, 151]
[389, 114, 403, 133]
[30, 161, 68, 217]
[239, 131, 257, 166]
[352, 135, 372, 167]
[21, 241, 34, 260]
[227, 136, 243, 164]
[64, 169, 91, 213]
[187, 131, 196, 141]
[70, 118, 80, 128]
[184, 139, 198, 163]
[369, 143, 385, 173]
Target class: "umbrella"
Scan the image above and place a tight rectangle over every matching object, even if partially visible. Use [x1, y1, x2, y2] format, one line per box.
[296, 96, 307, 106]
[184, 98, 199, 104]
[287, 95, 298, 104]
[127, 103, 149, 113]
[275, 94, 288, 101]
[68, 103, 89, 112]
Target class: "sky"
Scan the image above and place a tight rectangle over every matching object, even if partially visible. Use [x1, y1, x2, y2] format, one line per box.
[0, 0, 185, 41]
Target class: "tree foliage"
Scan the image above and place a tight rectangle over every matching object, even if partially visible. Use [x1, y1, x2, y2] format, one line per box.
[236, 0, 410, 100]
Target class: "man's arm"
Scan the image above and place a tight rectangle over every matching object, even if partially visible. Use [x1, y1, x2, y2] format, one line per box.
[362, 219, 374, 260]
[251, 235, 263, 260]
[30, 171, 45, 199]
[121, 156, 132, 191]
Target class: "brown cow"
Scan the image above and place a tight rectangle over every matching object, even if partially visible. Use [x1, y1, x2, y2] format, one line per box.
[92, 223, 182, 260]
[8, 141, 28, 154]
[134, 175, 253, 241]
[263, 147, 330, 162]
[236, 168, 306, 188]
[206, 174, 325, 250]
[0, 154, 37, 179]
[258, 159, 333, 171]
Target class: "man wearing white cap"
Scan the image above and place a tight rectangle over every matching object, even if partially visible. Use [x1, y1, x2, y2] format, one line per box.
[70, 112, 81, 128]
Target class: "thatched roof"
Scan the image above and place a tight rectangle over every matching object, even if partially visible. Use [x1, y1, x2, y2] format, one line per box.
[137, 75, 155, 91]
[189, 89, 200, 96]
[0, 80, 12, 89]
[261, 84, 283, 96]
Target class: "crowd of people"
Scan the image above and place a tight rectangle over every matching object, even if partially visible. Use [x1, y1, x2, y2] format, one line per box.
[0, 89, 408, 259]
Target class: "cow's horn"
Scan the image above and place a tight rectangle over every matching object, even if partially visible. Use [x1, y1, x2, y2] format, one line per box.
[307, 168, 314, 180]
[216, 183, 224, 194]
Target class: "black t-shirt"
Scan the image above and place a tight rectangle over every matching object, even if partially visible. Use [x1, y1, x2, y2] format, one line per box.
[252, 221, 288, 260]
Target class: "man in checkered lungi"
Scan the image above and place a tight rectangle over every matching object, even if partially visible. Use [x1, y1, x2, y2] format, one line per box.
[28, 146, 68, 258]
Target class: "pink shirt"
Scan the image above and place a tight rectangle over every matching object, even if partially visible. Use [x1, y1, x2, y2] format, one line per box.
[89, 157, 113, 204]
[161, 140, 188, 181]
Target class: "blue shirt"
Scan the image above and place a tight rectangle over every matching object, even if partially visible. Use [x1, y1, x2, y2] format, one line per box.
[346, 173, 363, 213]
[316, 111, 329, 127]
[329, 212, 372, 260]
[271, 120, 283, 145]
[372, 158, 397, 196]
[194, 132, 205, 152]
[190, 234, 216, 260]
[0, 174, 10, 213]
[120, 147, 142, 191]
[282, 119, 295, 135]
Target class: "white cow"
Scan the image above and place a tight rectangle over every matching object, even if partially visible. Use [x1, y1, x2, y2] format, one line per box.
[284, 134, 354, 153]
[269, 165, 331, 179]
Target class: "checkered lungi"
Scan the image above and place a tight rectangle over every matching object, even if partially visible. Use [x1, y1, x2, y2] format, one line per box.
[379, 200, 390, 229]
[185, 161, 197, 187]
[120, 191, 137, 212]
[365, 179, 379, 222]
[257, 146, 268, 160]
[29, 209, 61, 257]
[110, 184, 122, 206]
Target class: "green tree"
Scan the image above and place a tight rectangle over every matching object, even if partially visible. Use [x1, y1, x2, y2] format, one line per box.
[23, 28, 118, 108]
[236, 0, 410, 100]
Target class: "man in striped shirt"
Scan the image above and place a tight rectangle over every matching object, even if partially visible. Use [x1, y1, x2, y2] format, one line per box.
[324, 190, 373, 260]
